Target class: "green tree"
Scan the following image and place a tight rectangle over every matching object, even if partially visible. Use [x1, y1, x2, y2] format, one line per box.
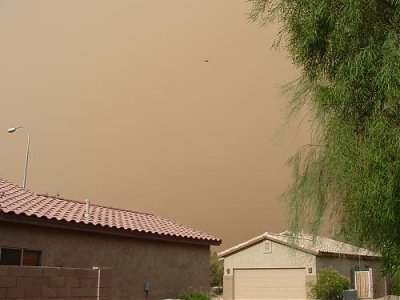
[391, 270, 400, 295]
[179, 289, 210, 300]
[311, 268, 349, 300]
[210, 251, 223, 287]
[249, 0, 400, 274]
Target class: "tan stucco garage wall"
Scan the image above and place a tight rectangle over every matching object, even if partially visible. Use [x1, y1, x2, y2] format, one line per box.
[223, 240, 316, 300]
[0, 221, 210, 300]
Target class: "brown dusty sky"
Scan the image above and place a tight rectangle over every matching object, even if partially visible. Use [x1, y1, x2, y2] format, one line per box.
[0, 1, 308, 250]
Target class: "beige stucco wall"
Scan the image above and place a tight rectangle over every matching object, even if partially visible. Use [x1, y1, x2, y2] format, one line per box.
[0, 220, 210, 300]
[222, 240, 316, 300]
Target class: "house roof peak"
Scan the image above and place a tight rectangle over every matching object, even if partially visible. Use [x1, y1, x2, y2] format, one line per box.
[219, 230, 378, 258]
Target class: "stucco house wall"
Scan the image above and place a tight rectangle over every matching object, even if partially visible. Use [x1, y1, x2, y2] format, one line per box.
[0, 221, 210, 300]
[223, 240, 316, 300]
[223, 240, 316, 271]
[0, 178, 221, 300]
[316, 256, 386, 298]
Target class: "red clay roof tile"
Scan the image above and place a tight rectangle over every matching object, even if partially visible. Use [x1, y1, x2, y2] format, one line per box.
[0, 178, 221, 245]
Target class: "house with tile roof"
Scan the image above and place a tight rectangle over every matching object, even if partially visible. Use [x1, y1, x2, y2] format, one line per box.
[0, 178, 221, 299]
[219, 231, 387, 300]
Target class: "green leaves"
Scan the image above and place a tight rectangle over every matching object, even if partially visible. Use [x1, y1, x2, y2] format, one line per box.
[210, 251, 223, 287]
[250, 0, 400, 273]
[311, 268, 349, 300]
[179, 290, 210, 300]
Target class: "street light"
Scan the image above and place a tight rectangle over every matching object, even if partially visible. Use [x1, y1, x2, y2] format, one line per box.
[7, 126, 30, 189]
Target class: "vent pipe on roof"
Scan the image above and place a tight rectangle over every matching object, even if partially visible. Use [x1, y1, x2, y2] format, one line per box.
[85, 199, 90, 219]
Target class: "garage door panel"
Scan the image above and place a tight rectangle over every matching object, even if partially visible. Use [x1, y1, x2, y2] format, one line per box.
[234, 268, 306, 300]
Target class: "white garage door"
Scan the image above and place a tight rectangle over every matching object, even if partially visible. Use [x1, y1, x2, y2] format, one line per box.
[234, 268, 306, 300]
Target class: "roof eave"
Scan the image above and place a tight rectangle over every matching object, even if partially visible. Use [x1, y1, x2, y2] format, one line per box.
[0, 212, 221, 246]
[218, 234, 266, 258]
[219, 234, 318, 258]
[317, 251, 381, 260]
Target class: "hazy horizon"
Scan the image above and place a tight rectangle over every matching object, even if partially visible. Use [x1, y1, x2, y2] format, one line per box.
[0, 1, 307, 250]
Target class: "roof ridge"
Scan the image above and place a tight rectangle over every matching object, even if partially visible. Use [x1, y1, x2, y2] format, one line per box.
[36, 193, 154, 216]
[277, 232, 371, 250]
[0, 177, 221, 245]
[219, 230, 378, 258]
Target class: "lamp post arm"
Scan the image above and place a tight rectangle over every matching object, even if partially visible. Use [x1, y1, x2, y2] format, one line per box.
[8, 126, 30, 188]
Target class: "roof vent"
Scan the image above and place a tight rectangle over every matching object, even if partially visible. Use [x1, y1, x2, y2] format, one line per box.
[85, 199, 90, 219]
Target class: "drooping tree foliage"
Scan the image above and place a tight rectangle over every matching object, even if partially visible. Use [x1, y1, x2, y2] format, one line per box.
[210, 251, 223, 288]
[249, 0, 400, 273]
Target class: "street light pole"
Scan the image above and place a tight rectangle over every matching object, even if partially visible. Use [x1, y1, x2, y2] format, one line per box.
[7, 126, 30, 188]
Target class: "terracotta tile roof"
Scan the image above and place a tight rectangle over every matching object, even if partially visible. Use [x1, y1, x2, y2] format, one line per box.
[219, 231, 379, 258]
[0, 178, 221, 245]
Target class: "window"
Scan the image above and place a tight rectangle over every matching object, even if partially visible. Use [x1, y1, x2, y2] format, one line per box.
[0, 248, 41, 266]
[22, 250, 41, 266]
[264, 241, 272, 253]
[0, 248, 21, 265]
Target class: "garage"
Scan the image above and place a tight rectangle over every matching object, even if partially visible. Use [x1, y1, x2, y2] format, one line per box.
[233, 268, 306, 300]
[219, 231, 384, 300]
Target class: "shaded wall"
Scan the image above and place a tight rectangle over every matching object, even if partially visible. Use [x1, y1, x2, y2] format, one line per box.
[316, 256, 387, 298]
[0, 221, 210, 300]
[0, 265, 111, 299]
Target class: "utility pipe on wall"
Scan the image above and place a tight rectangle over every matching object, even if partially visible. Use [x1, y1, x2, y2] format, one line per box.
[93, 266, 101, 300]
